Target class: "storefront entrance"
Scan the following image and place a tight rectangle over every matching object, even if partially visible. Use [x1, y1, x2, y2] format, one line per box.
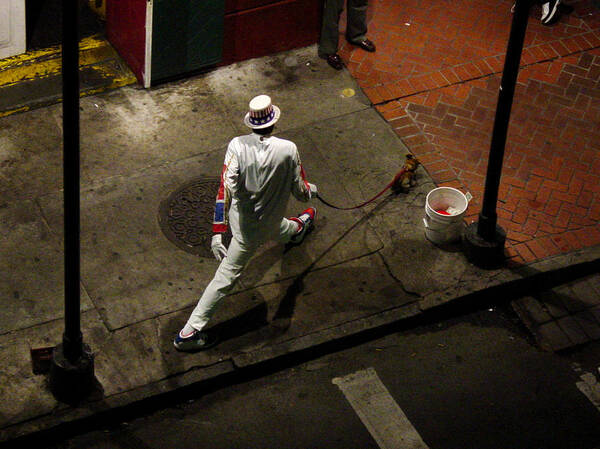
[25, 0, 103, 50]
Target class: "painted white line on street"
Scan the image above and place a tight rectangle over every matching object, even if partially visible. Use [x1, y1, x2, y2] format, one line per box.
[576, 369, 600, 412]
[332, 367, 429, 449]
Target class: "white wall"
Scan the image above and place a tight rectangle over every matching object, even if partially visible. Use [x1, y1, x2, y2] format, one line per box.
[0, 0, 26, 59]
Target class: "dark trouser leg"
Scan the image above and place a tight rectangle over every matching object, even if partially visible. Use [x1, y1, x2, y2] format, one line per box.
[346, 0, 368, 44]
[319, 0, 345, 56]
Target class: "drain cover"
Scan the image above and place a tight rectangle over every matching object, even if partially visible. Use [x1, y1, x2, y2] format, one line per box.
[159, 177, 231, 257]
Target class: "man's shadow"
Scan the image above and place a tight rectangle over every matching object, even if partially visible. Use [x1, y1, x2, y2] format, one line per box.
[211, 226, 319, 344]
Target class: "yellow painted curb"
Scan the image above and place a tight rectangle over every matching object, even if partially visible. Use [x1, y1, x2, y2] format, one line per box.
[0, 34, 137, 118]
[0, 105, 30, 118]
[0, 35, 130, 88]
[0, 35, 106, 69]
[83, 60, 138, 92]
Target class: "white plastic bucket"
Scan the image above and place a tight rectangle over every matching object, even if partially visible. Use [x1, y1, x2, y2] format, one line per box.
[423, 187, 472, 244]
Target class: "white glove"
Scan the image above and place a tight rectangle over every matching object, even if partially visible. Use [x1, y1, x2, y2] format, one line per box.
[211, 234, 228, 261]
[308, 183, 318, 197]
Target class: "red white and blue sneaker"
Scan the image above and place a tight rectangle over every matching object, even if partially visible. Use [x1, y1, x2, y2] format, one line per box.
[174, 329, 218, 352]
[289, 207, 316, 245]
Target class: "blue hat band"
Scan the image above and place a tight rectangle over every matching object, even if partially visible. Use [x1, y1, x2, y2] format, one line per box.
[249, 108, 275, 126]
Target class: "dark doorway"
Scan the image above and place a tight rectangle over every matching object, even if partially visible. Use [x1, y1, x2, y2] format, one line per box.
[26, 0, 104, 50]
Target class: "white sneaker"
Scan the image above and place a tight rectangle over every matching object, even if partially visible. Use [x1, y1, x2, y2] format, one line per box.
[173, 330, 218, 352]
[541, 0, 561, 25]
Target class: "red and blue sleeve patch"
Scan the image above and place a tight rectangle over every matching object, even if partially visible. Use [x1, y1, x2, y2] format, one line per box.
[212, 164, 228, 234]
[212, 201, 227, 233]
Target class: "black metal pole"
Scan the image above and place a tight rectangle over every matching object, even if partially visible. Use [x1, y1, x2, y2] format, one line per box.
[463, 0, 532, 267]
[62, 0, 82, 363]
[478, 0, 531, 239]
[49, 0, 95, 404]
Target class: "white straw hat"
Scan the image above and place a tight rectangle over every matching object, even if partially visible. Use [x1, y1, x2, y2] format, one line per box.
[243, 95, 281, 129]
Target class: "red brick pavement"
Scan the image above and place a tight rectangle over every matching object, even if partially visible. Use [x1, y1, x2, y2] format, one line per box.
[339, 0, 600, 265]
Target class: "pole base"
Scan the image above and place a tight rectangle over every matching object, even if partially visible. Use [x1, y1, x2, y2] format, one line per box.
[49, 343, 95, 405]
[462, 222, 507, 269]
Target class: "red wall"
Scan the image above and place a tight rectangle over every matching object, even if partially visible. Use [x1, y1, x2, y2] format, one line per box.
[222, 0, 322, 65]
[106, 0, 147, 84]
[106, 0, 322, 83]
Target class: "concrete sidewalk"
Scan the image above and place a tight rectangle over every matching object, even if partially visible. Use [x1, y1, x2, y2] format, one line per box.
[0, 45, 599, 445]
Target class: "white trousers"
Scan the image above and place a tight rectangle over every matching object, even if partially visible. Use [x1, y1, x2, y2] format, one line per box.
[186, 217, 300, 331]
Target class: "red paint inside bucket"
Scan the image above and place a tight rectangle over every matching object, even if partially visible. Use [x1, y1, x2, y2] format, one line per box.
[436, 209, 451, 215]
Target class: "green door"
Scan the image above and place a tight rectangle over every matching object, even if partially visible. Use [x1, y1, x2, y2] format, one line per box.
[151, 0, 224, 84]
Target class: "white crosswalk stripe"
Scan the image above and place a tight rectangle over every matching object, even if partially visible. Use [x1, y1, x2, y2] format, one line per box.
[333, 367, 430, 449]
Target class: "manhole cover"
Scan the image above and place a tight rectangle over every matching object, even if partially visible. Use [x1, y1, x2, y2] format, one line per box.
[159, 177, 231, 257]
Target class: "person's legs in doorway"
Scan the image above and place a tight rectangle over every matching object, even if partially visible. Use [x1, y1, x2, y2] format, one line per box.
[319, 0, 345, 70]
[346, 0, 375, 52]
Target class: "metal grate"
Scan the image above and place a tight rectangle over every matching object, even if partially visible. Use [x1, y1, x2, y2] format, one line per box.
[158, 177, 231, 257]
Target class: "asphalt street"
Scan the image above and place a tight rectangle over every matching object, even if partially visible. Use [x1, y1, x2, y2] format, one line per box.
[33, 305, 600, 449]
